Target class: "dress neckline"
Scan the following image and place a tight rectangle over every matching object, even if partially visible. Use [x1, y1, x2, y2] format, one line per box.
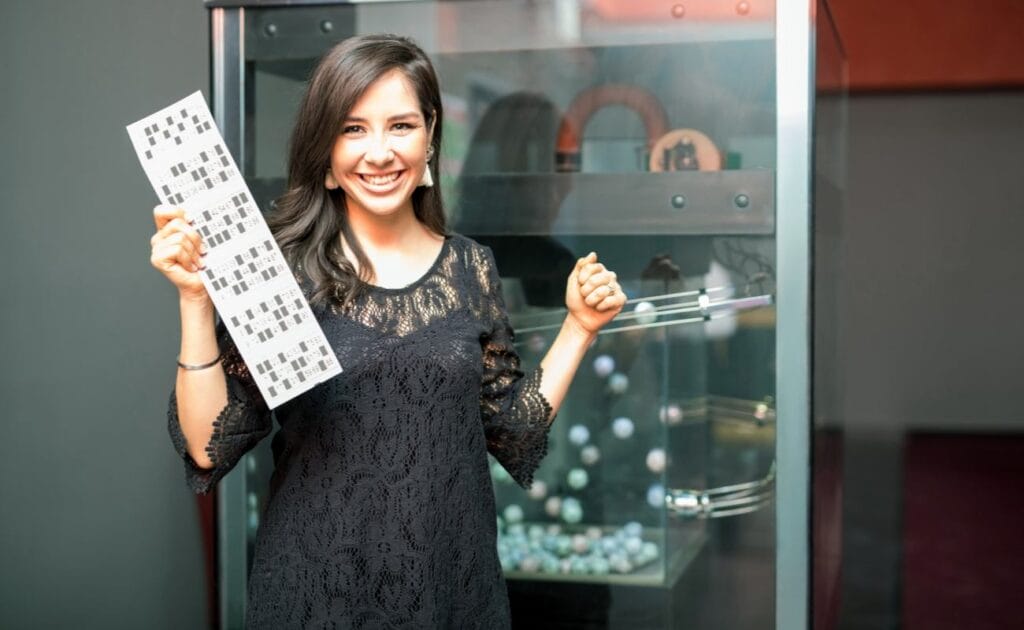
[360, 234, 451, 294]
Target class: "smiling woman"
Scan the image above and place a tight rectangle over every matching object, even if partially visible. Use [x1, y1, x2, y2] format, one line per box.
[150, 33, 626, 629]
[267, 35, 447, 307]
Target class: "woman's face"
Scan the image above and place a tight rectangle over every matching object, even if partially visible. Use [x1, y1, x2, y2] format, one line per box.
[326, 68, 433, 221]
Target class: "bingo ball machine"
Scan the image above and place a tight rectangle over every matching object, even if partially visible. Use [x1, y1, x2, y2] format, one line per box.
[206, 1, 844, 629]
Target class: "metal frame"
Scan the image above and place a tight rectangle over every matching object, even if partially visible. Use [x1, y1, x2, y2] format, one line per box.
[210, 7, 250, 629]
[775, 0, 814, 628]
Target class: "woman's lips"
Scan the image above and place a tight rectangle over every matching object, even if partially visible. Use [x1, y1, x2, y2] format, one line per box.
[358, 170, 404, 190]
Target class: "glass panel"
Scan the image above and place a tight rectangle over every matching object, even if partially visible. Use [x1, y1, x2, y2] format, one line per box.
[812, 1, 848, 629]
[233, 1, 783, 627]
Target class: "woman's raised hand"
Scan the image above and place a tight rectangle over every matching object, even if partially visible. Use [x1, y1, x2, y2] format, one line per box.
[565, 252, 626, 335]
[149, 204, 209, 301]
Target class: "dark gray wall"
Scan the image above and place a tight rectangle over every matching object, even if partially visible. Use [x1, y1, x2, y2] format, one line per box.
[839, 91, 1024, 432]
[836, 90, 1024, 630]
[1, 1, 210, 628]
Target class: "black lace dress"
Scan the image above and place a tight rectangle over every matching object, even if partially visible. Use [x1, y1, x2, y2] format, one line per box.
[167, 233, 554, 629]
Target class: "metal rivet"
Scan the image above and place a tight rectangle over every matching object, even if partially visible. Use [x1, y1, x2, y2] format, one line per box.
[734, 194, 750, 209]
[736, 1, 751, 15]
[320, 20, 334, 33]
[264, 23, 278, 37]
[671, 194, 686, 209]
[671, 4, 686, 18]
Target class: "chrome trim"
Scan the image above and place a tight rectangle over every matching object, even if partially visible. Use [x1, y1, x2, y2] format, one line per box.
[775, 0, 814, 628]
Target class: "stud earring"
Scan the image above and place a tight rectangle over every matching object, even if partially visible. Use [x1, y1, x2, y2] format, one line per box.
[419, 146, 435, 188]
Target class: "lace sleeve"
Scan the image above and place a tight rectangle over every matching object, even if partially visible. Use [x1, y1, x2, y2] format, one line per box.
[167, 320, 272, 495]
[478, 247, 554, 490]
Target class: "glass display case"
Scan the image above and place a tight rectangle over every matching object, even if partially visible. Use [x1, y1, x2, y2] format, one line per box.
[206, 1, 844, 628]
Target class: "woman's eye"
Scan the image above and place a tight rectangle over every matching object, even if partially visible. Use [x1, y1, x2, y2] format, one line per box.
[392, 122, 416, 132]
[342, 125, 363, 134]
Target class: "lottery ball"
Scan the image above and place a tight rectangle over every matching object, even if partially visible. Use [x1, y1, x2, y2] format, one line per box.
[608, 372, 629, 394]
[612, 417, 635, 439]
[503, 504, 524, 524]
[646, 448, 667, 473]
[580, 445, 601, 466]
[567, 468, 589, 490]
[646, 483, 665, 509]
[527, 479, 548, 500]
[634, 301, 657, 325]
[659, 403, 684, 425]
[568, 424, 590, 446]
[561, 497, 583, 524]
[544, 496, 562, 518]
[593, 354, 615, 378]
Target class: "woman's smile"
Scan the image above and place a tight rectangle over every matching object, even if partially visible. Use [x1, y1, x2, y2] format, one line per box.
[357, 170, 405, 190]
[325, 68, 432, 219]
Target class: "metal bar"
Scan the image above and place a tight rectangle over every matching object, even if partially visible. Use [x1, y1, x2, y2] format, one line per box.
[211, 7, 249, 629]
[775, 0, 814, 628]
[514, 294, 773, 335]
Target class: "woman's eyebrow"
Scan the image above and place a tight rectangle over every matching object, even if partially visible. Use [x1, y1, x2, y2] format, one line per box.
[344, 112, 421, 123]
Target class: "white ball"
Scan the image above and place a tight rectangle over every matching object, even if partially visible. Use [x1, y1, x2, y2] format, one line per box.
[580, 445, 601, 466]
[646, 448, 666, 474]
[646, 483, 665, 509]
[634, 301, 657, 325]
[544, 496, 562, 518]
[503, 504, 524, 524]
[527, 333, 547, 353]
[571, 534, 590, 554]
[608, 372, 629, 394]
[593, 354, 615, 378]
[567, 468, 589, 490]
[561, 497, 583, 524]
[527, 479, 548, 500]
[659, 403, 684, 426]
[612, 417, 635, 439]
[568, 424, 590, 446]
[519, 555, 541, 573]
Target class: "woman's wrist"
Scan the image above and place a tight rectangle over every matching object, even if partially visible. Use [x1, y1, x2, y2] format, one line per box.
[561, 314, 599, 346]
[179, 292, 214, 313]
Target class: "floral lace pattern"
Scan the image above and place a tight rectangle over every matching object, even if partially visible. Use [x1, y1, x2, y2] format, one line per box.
[166, 234, 554, 629]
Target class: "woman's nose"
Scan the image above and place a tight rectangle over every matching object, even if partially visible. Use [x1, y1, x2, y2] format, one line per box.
[364, 135, 394, 165]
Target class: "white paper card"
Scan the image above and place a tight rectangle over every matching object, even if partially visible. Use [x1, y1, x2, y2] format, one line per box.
[127, 91, 342, 409]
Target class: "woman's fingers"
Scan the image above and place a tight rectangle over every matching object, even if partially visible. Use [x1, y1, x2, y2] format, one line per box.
[151, 230, 205, 273]
[152, 217, 201, 247]
[153, 204, 186, 230]
[579, 269, 616, 296]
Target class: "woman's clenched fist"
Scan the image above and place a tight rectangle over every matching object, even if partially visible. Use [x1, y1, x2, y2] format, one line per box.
[149, 204, 208, 301]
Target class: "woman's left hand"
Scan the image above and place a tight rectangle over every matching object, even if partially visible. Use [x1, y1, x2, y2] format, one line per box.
[565, 252, 626, 335]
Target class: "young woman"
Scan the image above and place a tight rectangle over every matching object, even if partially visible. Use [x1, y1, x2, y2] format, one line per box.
[149, 34, 625, 628]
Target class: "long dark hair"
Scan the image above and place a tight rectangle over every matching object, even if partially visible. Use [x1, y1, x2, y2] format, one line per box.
[268, 34, 446, 310]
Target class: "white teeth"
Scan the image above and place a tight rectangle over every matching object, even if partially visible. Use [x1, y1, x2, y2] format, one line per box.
[362, 172, 401, 186]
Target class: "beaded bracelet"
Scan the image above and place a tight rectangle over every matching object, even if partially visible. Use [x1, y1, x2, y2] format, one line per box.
[177, 352, 223, 371]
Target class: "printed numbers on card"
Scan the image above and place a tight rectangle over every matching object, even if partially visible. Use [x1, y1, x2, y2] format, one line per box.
[140, 107, 215, 161]
[228, 288, 314, 346]
[202, 238, 288, 297]
[253, 338, 338, 399]
[157, 143, 238, 206]
[193, 191, 263, 250]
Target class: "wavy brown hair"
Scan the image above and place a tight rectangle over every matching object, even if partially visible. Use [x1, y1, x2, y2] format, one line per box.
[268, 34, 446, 310]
